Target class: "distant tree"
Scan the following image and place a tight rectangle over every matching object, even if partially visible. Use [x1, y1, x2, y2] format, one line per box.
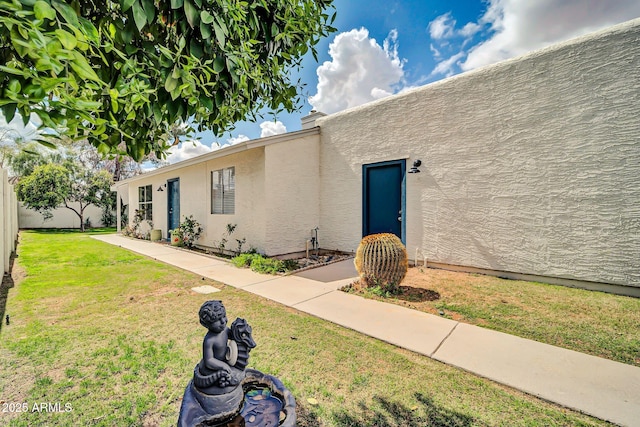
[16, 162, 113, 231]
[0, 126, 19, 169]
[0, 0, 336, 161]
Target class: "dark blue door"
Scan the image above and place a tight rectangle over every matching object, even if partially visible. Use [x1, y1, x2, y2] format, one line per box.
[167, 178, 180, 232]
[363, 160, 405, 242]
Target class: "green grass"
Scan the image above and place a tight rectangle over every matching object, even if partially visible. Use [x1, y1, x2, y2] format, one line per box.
[0, 230, 612, 426]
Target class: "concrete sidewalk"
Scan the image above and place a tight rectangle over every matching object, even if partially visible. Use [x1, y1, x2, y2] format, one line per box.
[92, 234, 640, 426]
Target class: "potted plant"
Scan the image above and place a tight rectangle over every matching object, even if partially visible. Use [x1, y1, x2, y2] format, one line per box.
[170, 228, 182, 246]
[150, 229, 163, 242]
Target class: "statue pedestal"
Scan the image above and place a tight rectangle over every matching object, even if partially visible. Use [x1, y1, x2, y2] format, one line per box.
[177, 380, 244, 427]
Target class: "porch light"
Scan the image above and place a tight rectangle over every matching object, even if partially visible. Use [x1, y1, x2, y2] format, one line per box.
[157, 183, 167, 192]
[408, 160, 422, 173]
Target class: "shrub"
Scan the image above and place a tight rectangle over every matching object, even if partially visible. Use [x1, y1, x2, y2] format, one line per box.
[178, 215, 203, 248]
[249, 256, 286, 274]
[231, 253, 260, 268]
[231, 253, 299, 275]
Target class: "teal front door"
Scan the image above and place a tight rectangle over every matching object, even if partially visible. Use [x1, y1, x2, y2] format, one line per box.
[167, 178, 180, 233]
[362, 160, 406, 243]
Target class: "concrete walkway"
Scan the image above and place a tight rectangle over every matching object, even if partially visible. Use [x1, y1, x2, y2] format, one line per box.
[92, 234, 640, 427]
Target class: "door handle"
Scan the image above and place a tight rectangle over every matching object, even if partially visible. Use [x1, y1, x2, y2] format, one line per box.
[398, 210, 402, 222]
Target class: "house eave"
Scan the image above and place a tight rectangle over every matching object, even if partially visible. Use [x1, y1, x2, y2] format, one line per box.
[113, 126, 321, 187]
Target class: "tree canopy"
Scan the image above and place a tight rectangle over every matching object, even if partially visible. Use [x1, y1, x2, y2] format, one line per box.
[0, 0, 336, 161]
[16, 160, 114, 230]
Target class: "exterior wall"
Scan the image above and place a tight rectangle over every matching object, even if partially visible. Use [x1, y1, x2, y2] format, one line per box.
[120, 147, 268, 253]
[18, 202, 107, 229]
[263, 133, 320, 255]
[318, 19, 640, 288]
[204, 148, 266, 253]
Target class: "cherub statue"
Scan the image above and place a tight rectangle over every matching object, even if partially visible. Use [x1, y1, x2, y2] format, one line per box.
[193, 300, 256, 393]
[178, 300, 258, 426]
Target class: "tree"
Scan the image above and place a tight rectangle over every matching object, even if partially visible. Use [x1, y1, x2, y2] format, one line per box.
[16, 161, 113, 231]
[0, 0, 336, 161]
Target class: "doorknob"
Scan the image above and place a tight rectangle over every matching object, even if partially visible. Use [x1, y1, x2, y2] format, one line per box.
[397, 210, 402, 222]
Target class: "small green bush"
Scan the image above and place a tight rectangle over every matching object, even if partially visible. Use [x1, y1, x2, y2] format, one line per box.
[231, 253, 260, 268]
[249, 256, 286, 274]
[231, 253, 300, 275]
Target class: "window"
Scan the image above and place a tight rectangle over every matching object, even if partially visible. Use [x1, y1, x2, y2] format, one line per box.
[138, 185, 152, 220]
[211, 167, 235, 214]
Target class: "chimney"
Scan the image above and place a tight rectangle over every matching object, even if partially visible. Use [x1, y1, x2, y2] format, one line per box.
[301, 110, 327, 130]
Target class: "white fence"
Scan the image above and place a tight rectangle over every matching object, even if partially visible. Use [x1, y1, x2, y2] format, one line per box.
[18, 202, 108, 229]
[0, 168, 19, 273]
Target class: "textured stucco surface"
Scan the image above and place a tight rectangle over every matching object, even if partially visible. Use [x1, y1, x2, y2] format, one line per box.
[318, 19, 640, 287]
[123, 148, 269, 253]
[264, 133, 320, 255]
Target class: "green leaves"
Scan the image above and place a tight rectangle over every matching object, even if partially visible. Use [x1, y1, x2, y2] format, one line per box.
[200, 10, 214, 24]
[51, 0, 78, 26]
[0, 0, 337, 161]
[55, 29, 77, 50]
[184, 0, 199, 29]
[120, 0, 135, 12]
[33, 1, 56, 20]
[131, 0, 147, 31]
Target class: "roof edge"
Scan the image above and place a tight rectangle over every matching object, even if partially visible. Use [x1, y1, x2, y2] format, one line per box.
[114, 126, 320, 186]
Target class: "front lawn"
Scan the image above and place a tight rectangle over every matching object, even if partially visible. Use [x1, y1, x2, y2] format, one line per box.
[0, 231, 611, 426]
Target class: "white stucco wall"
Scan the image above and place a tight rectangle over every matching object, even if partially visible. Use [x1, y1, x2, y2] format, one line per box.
[120, 147, 269, 252]
[204, 148, 266, 253]
[317, 19, 640, 287]
[263, 133, 320, 255]
[18, 202, 108, 229]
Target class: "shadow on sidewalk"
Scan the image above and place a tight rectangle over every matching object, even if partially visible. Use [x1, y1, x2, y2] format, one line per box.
[0, 253, 16, 334]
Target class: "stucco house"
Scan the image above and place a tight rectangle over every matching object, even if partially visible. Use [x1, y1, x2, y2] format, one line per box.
[114, 18, 640, 297]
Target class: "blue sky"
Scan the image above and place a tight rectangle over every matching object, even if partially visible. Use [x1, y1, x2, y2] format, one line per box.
[2, 0, 639, 164]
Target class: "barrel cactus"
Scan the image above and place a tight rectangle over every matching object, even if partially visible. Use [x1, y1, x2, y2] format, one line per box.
[354, 233, 408, 288]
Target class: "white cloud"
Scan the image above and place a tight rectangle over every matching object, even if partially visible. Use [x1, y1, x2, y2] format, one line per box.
[259, 121, 287, 138]
[464, 0, 640, 70]
[227, 134, 250, 145]
[428, 13, 456, 39]
[309, 28, 405, 114]
[428, 0, 640, 77]
[429, 43, 442, 60]
[459, 22, 481, 38]
[166, 140, 212, 164]
[430, 52, 465, 78]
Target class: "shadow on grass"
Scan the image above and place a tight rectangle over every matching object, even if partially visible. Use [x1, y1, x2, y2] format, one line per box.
[342, 282, 441, 303]
[296, 404, 322, 427]
[394, 286, 440, 303]
[0, 252, 16, 334]
[330, 393, 475, 427]
[22, 227, 116, 235]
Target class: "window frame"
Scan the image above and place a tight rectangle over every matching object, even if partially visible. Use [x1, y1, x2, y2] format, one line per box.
[138, 184, 153, 221]
[211, 167, 235, 214]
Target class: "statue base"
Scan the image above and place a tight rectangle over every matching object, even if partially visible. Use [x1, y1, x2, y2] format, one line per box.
[177, 380, 244, 427]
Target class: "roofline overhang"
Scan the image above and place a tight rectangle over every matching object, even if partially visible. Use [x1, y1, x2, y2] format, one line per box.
[112, 126, 320, 189]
